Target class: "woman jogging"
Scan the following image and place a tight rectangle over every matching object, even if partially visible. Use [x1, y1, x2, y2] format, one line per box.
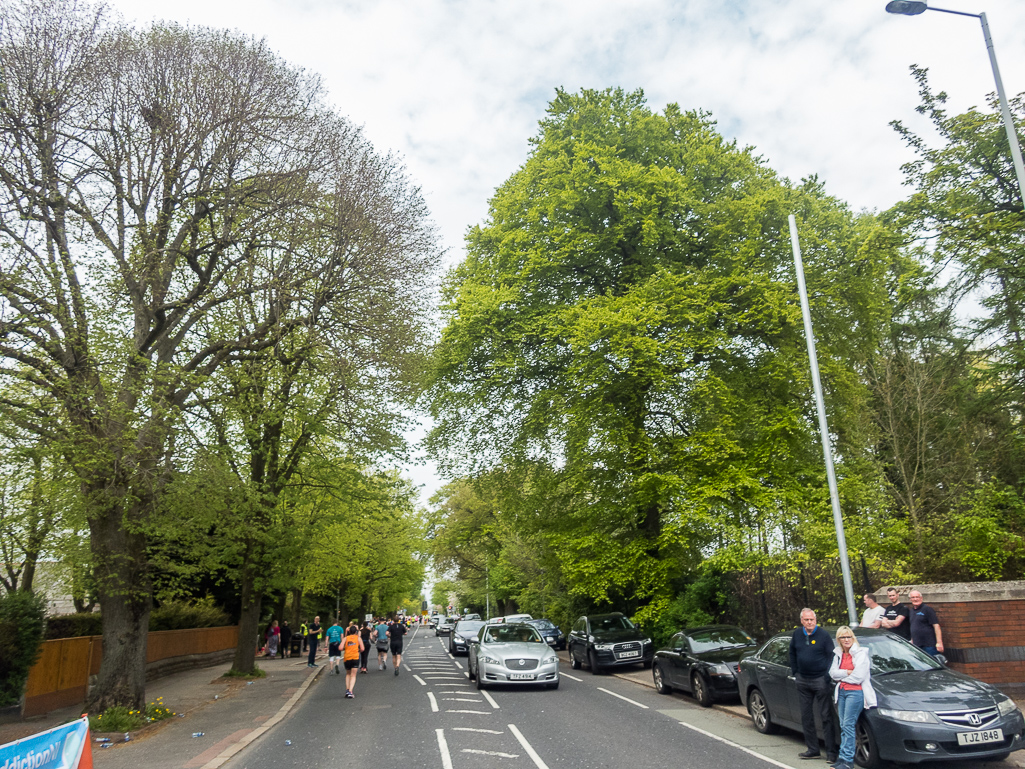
[359, 621, 372, 673]
[343, 623, 364, 699]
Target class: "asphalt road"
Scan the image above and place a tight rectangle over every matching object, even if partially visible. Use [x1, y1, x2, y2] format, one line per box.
[222, 625, 797, 769]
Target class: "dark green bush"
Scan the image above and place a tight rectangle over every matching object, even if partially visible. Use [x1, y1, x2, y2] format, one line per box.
[148, 599, 230, 631]
[46, 598, 230, 640]
[0, 590, 46, 707]
[44, 611, 103, 639]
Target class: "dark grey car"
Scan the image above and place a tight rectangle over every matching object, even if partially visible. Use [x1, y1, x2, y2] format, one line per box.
[737, 628, 1025, 767]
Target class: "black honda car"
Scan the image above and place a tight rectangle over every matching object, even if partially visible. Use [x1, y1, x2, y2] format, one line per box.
[567, 612, 654, 673]
[652, 624, 759, 706]
[737, 627, 1025, 767]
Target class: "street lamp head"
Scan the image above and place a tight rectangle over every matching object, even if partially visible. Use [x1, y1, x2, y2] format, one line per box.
[885, 0, 928, 14]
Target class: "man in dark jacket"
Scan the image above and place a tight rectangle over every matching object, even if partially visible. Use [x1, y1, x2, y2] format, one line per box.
[280, 620, 293, 658]
[789, 608, 838, 762]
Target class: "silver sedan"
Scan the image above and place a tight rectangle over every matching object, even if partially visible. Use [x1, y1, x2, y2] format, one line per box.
[468, 622, 560, 689]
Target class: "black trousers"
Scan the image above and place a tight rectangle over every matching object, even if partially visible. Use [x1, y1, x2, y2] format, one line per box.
[796, 674, 837, 756]
[307, 637, 318, 666]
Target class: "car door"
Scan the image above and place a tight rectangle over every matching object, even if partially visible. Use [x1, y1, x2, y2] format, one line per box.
[754, 637, 794, 726]
[568, 617, 586, 663]
[668, 633, 693, 689]
[660, 633, 685, 687]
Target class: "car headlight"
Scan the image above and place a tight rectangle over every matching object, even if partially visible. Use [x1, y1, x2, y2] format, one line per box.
[478, 654, 500, 665]
[641, 638, 652, 645]
[998, 697, 1019, 717]
[878, 708, 939, 723]
[710, 663, 734, 677]
[543, 654, 558, 664]
[594, 643, 615, 651]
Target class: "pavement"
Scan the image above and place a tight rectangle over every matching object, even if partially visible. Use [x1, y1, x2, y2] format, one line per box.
[0, 648, 326, 769]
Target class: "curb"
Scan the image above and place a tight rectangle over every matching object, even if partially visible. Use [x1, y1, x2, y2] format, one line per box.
[198, 665, 323, 769]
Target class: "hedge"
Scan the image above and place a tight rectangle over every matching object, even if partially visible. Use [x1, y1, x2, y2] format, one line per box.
[45, 600, 231, 640]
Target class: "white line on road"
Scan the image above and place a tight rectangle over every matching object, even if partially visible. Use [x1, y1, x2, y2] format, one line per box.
[560, 672, 582, 682]
[508, 724, 550, 769]
[597, 687, 649, 709]
[443, 697, 483, 702]
[480, 689, 500, 709]
[454, 661, 464, 669]
[461, 749, 519, 758]
[436, 729, 454, 769]
[676, 721, 795, 769]
[428, 692, 439, 712]
[414, 675, 427, 686]
[403, 664, 412, 671]
[446, 709, 492, 714]
[453, 727, 503, 734]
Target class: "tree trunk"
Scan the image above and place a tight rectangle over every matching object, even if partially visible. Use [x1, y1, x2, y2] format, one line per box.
[232, 556, 263, 674]
[84, 506, 152, 711]
[290, 588, 302, 628]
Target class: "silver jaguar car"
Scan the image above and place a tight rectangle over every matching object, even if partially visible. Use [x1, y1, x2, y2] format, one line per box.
[468, 622, 560, 689]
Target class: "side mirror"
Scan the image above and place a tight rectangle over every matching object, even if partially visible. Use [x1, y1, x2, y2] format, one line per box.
[673, 646, 684, 653]
[470, 638, 480, 645]
[935, 654, 948, 666]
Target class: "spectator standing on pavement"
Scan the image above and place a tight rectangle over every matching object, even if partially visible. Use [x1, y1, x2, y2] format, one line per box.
[265, 619, 280, 658]
[307, 615, 322, 667]
[388, 615, 407, 676]
[300, 620, 309, 652]
[789, 608, 838, 763]
[375, 617, 390, 670]
[359, 621, 372, 673]
[908, 590, 944, 656]
[343, 623, 364, 698]
[879, 588, 911, 641]
[859, 594, 884, 628]
[280, 620, 293, 658]
[326, 618, 344, 675]
[829, 627, 876, 769]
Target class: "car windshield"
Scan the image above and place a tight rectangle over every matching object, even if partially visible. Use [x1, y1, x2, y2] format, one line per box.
[858, 634, 944, 674]
[455, 621, 485, 634]
[529, 620, 555, 630]
[687, 628, 756, 652]
[592, 615, 634, 632]
[485, 625, 544, 644]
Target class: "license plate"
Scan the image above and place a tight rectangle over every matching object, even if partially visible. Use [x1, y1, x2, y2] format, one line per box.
[509, 673, 535, 680]
[956, 729, 1003, 746]
[617, 650, 640, 658]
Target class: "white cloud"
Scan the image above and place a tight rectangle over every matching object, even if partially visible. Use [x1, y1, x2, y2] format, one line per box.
[104, 0, 1025, 499]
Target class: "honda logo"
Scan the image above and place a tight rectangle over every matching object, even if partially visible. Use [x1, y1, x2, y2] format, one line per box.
[968, 713, 982, 727]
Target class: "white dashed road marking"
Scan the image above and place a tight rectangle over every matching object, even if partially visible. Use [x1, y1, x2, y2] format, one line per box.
[461, 749, 519, 758]
[427, 692, 439, 712]
[509, 724, 550, 769]
[597, 687, 649, 709]
[676, 721, 796, 769]
[453, 727, 503, 734]
[480, 689, 499, 709]
[560, 672, 582, 682]
[436, 729, 454, 769]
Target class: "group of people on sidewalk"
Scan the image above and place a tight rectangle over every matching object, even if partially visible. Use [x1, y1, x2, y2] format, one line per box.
[789, 589, 944, 769]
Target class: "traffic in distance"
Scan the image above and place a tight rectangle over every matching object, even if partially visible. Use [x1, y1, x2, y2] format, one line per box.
[414, 608, 1024, 768]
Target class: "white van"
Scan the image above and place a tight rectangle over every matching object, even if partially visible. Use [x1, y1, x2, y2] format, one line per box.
[490, 613, 533, 624]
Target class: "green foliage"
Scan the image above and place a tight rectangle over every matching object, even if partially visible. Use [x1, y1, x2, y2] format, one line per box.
[87, 699, 176, 732]
[643, 572, 723, 649]
[222, 666, 266, 679]
[149, 598, 231, 631]
[44, 612, 103, 640]
[0, 590, 46, 707]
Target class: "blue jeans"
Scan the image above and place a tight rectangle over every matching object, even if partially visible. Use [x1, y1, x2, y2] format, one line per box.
[837, 687, 864, 764]
[921, 645, 939, 657]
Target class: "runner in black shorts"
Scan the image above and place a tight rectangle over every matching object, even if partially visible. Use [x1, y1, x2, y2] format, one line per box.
[388, 617, 407, 676]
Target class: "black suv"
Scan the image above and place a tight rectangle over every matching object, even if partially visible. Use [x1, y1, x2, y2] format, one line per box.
[567, 612, 654, 674]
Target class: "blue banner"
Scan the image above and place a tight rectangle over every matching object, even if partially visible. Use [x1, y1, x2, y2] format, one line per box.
[0, 716, 91, 769]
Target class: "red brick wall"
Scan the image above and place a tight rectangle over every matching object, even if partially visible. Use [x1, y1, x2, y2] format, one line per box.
[931, 599, 1025, 687]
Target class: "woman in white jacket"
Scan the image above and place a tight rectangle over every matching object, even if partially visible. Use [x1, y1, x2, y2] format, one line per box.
[828, 627, 877, 769]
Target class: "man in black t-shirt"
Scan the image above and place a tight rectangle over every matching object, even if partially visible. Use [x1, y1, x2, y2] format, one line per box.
[879, 587, 911, 641]
[908, 590, 944, 656]
[388, 617, 407, 676]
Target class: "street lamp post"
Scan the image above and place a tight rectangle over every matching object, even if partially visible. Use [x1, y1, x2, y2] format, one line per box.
[885, 2, 1025, 205]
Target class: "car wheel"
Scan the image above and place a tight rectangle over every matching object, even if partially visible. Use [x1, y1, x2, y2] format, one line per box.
[747, 688, 779, 735]
[653, 664, 672, 694]
[854, 716, 881, 769]
[692, 672, 713, 707]
[570, 647, 581, 670]
[475, 669, 487, 690]
[468, 661, 476, 681]
[588, 649, 602, 675]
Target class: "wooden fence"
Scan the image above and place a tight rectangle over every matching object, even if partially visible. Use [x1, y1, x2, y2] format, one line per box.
[22, 625, 238, 717]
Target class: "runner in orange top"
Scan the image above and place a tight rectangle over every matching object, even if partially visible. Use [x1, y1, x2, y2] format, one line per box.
[343, 624, 364, 699]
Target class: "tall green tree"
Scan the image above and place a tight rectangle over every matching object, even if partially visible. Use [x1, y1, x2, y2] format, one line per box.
[427, 88, 893, 622]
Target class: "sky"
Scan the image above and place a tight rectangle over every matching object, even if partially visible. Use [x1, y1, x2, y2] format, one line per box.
[106, 0, 1025, 506]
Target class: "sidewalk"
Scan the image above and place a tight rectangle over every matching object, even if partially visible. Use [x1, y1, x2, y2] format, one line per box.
[0, 651, 325, 769]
